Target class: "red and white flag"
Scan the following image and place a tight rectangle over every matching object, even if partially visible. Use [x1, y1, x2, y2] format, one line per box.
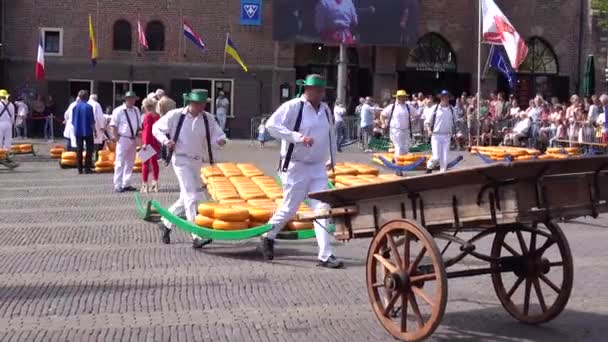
[137, 20, 148, 50]
[35, 31, 45, 80]
[482, 0, 528, 70]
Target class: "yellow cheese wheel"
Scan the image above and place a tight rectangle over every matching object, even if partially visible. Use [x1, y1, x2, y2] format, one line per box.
[265, 192, 283, 200]
[60, 159, 77, 166]
[61, 151, 77, 160]
[248, 208, 274, 222]
[133, 166, 142, 173]
[198, 203, 219, 217]
[249, 221, 266, 228]
[247, 199, 276, 206]
[10, 145, 20, 153]
[50, 152, 63, 159]
[213, 207, 250, 221]
[195, 215, 214, 228]
[212, 220, 249, 230]
[546, 147, 563, 154]
[564, 147, 580, 154]
[95, 160, 114, 168]
[50, 147, 64, 154]
[515, 155, 534, 161]
[94, 166, 114, 173]
[218, 199, 246, 205]
[287, 221, 314, 230]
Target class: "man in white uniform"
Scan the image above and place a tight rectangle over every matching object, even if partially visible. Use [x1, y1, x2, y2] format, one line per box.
[381, 90, 417, 161]
[109, 91, 141, 192]
[88, 94, 106, 156]
[425, 90, 455, 173]
[0, 89, 15, 150]
[259, 74, 342, 269]
[215, 91, 229, 132]
[63, 98, 78, 151]
[153, 89, 226, 247]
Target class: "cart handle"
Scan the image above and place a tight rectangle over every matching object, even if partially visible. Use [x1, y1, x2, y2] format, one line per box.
[295, 206, 358, 221]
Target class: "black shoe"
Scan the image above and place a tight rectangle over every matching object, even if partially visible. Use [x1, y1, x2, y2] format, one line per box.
[258, 237, 274, 260]
[159, 224, 171, 244]
[85, 169, 93, 174]
[115, 188, 125, 193]
[426, 169, 433, 174]
[78, 170, 84, 174]
[192, 238, 213, 249]
[123, 186, 137, 192]
[317, 255, 344, 269]
[395, 171, 404, 177]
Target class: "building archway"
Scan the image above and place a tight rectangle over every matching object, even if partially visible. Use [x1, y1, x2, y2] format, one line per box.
[498, 37, 568, 103]
[398, 33, 470, 96]
[113, 19, 132, 51]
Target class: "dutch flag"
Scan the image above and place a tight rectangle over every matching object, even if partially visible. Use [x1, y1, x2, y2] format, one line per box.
[35, 31, 45, 80]
[183, 20, 206, 51]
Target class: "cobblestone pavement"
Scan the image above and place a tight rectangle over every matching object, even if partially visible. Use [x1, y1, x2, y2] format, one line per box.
[0, 140, 607, 342]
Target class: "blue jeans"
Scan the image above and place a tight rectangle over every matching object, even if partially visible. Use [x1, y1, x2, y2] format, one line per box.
[44, 116, 54, 139]
[335, 121, 346, 151]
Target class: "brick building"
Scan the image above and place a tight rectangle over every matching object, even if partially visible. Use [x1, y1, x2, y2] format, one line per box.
[0, 0, 604, 137]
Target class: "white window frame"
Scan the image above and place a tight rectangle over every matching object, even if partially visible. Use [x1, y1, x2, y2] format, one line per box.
[112, 80, 149, 108]
[68, 79, 94, 95]
[190, 78, 235, 117]
[40, 27, 63, 56]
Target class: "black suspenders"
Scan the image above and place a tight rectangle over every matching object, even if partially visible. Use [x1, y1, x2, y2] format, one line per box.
[430, 104, 455, 136]
[281, 101, 305, 172]
[388, 103, 413, 140]
[0, 102, 10, 119]
[165, 112, 214, 165]
[202, 114, 214, 165]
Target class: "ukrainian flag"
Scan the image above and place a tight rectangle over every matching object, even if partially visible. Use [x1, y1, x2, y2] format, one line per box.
[88, 14, 98, 67]
[225, 36, 248, 72]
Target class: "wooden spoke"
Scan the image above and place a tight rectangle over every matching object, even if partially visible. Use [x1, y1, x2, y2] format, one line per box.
[387, 234, 403, 271]
[516, 230, 529, 255]
[401, 291, 408, 332]
[539, 274, 561, 294]
[372, 282, 385, 288]
[411, 273, 436, 283]
[383, 292, 400, 317]
[507, 276, 525, 299]
[408, 293, 425, 329]
[523, 278, 532, 315]
[533, 278, 547, 313]
[412, 285, 435, 309]
[374, 254, 399, 273]
[537, 238, 556, 255]
[403, 231, 410, 270]
[502, 241, 521, 257]
[529, 231, 537, 253]
[408, 247, 427, 275]
[548, 261, 564, 267]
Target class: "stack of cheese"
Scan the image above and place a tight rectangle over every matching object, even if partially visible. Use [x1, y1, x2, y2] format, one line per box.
[133, 155, 142, 173]
[200, 165, 224, 184]
[216, 163, 243, 178]
[94, 150, 115, 173]
[229, 176, 267, 200]
[11, 144, 33, 154]
[274, 199, 314, 230]
[236, 163, 264, 178]
[470, 146, 541, 161]
[334, 173, 402, 188]
[371, 153, 430, 167]
[0, 148, 7, 160]
[251, 176, 284, 200]
[207, 177, 241, 201]
[60, 151, 78, 168]
[195, 202, 250, 230]
[542, 147, 580, 159]
[49, 145, 64, 159]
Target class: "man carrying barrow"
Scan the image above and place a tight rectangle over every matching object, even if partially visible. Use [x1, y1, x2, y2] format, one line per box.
[153, 89, 226, 248]
[259, 74, 343, 269]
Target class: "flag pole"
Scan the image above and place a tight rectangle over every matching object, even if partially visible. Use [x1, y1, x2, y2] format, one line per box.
[222, 32, 229, 73]
[476, 0, 482, 147]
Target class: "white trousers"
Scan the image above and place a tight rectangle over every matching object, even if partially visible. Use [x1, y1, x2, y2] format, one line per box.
[162, 156, 204, 240]
[0, 123, 12, 150]
[113, 137, 137, 189]
[266, 172, 334, 262]
[390, 128, 411, 159]
[427, 134, 450, 172]
[217, 114, 227, 132]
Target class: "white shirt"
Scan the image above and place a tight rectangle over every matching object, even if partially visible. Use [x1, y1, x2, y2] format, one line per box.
[422, 105, 435, 122]
[425, 104, 455, 135]
[0, 100, 15, 125]
[152, 107, 226, 162]
[110, 104, 141, 139]
[513, 118, 531, 135]
[63, 101, 77, 139]
[88, 99, 105, 143]
[598, 113, 607, 133]
[266, 96, 337, 167]
[333, 105, 345, 123]
[381, 102, 417, 130]
[588, 104, 600, 124]
[215, 97, 229, 117]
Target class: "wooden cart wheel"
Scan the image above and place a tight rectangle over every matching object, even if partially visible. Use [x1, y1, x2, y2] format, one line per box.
[491, 221, 573, 324]
[366, 220, 447, 342]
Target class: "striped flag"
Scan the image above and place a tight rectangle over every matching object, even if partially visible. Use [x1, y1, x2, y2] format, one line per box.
[35, 31, 45, 80]
[88, 14, 98, 67]
[183, 20, 206, 51]
[224, 35, 248, 72]
[137, 20, 148, 50]
[482, 0, 528, 70]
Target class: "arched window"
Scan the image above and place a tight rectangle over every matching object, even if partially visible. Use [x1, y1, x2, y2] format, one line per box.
[145, 21, 165, 51]
[519, 37, 558, 74]
[406, 33, 456, 72]
[113, 20, 132, 51]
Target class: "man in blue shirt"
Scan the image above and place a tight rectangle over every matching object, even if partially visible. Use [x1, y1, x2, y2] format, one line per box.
[71, 90, 96, 174]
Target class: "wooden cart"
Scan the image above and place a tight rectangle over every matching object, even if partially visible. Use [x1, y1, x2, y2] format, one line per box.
[306, 156, 608, 342]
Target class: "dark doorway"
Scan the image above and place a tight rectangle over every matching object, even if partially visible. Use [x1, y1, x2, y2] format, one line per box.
[398, 71, 471, 96]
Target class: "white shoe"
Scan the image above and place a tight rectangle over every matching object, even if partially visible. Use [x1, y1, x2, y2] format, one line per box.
[150, 181, 158, 193]
[140, 184, 148, 193]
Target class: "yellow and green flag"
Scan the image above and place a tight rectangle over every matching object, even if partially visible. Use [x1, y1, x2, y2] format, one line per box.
[88, 14, 98, 67]
[225, 36, 248, 72]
